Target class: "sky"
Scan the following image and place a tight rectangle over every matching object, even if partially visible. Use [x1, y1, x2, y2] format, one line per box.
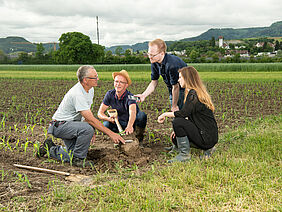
[0, 0, 281, 47]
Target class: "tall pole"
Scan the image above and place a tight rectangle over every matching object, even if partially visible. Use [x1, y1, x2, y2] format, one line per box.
[96, 16, 99, 45]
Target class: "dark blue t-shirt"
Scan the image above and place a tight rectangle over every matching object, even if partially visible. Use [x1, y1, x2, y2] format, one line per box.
[151, 53, 187, 94]
[102, 89, 139, 122]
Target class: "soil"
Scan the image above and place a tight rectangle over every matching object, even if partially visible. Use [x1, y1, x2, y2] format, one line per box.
[0, 79, 281, 209]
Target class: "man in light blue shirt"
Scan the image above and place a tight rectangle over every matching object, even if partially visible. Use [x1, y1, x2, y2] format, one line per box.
[38, 65, 125, 168]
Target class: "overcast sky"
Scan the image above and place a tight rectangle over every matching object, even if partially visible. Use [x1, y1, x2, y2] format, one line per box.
[0, 0, 281, 47]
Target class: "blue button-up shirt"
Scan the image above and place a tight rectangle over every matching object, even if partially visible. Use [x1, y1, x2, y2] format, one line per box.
[102, 89, 139, 122]
[151, 53, 187, 94]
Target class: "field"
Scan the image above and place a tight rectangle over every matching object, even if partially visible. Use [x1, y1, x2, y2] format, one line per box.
[0, 64, 281, 210]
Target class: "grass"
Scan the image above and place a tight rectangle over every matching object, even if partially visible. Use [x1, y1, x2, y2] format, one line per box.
[0, 71, 281, 82]
[0, 63, 282, 72]
[18, 114, 280, 211]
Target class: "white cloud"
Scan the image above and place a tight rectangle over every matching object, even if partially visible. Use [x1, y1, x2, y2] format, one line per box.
[0, 0, 281, 47]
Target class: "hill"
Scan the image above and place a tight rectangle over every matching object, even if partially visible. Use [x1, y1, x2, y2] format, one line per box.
[181, 21, 282, 41]
[0, 36, 59, 54]
[0, 36, 36, 54]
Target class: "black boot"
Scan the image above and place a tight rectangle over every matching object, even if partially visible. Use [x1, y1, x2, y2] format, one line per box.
[37, 138, 55, 158]
[135, 126, 145, 142]
[168, 136, 191, 163]
[165, 135, 179, 154]
[72, 157, 94, 168]
[200, 146, 216, 160]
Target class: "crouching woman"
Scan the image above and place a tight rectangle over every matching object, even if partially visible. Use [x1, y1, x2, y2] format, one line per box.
[158, 66, 218, 163]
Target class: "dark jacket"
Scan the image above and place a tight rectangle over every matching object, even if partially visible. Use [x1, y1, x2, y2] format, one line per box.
[174, 89, 218, 149]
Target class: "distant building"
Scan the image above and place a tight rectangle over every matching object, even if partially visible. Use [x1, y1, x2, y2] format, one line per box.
[218, 36, 230, 49]
[255, 42, 264, 48]
[167, 50, 186, 56]
[224, 50, 249, 57]
[218, 36, 223, 48]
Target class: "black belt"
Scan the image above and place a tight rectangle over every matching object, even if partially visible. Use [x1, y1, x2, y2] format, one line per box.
[50, 120, 66, 127]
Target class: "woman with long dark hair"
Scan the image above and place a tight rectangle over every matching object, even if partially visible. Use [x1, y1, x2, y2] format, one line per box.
[158, 66, 218, 163]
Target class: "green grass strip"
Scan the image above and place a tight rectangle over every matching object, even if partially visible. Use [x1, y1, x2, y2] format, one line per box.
[0, 71, 281, 82]
[0, 63, 282, 72]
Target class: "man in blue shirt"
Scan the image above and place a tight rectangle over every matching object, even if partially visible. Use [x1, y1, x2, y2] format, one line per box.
[136, 38, 187, 112]
[98, 70, 147, 143]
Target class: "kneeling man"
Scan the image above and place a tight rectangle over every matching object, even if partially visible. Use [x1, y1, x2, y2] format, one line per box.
[38, 65, 125, 168]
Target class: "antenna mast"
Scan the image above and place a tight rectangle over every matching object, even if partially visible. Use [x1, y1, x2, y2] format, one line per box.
[96, 16, 99, 45]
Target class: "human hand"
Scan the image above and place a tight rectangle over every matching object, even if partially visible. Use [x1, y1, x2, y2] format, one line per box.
[170, 131, 175, 141]
[124, 126, 134, 135]
[108, 116, 115, 123]
[157, 114, 166, 123]
[110, 132, 125, 144]
[134, 94, 145, 103]
[171, 105, 179, 112]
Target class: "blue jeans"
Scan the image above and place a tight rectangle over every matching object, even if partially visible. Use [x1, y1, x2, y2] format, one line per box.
[48, 121, 94, 162]
[169, 89, 184, 110]
[103, 111, 147, 133]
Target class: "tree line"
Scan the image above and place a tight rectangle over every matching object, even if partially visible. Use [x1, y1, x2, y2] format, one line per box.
[0, 32, 282, 64]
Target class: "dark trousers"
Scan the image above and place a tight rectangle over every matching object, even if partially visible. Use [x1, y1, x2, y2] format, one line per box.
[48, 121, 94, 161]
[172, 117, 204, 149]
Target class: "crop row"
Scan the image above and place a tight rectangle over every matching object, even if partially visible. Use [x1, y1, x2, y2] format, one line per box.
[0, 71, 281, 82]
[0, 79, 280, 135]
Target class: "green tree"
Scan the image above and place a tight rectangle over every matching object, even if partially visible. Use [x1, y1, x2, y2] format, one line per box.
[125, 49, 132, 57]
[35, 43, 45, 60]
[232, 53, 241, 63]
[55, 32, 94, 64]
[212, 53, 219, 63]
[189, 49, 199, 62]
[115, 47, 123, 56]
[18, 52, 29, 64]
[277, 50, 282, 57]
[0, 49, 5, 62]
[275, 40, 280, 51]
[210, 37, 215, 47]
[92, 43, 105, 63]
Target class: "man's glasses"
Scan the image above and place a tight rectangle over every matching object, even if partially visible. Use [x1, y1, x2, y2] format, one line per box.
[147, 52, 161, 58]
[87, 75, 99, 80]
[114, 80, 127, 84]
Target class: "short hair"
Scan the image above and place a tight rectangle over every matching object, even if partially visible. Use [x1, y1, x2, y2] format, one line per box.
[149, 39, 167, 53]
[77, 65, 94, 82]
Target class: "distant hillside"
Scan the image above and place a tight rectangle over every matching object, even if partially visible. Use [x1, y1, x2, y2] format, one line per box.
[181, 21, 282, 41]
[105, 41, 175, 54]
[105, 41, 149, 54]
[0, 36, 36, 54]
[106, 21, 282, 53]
[0, 36, 59, 54]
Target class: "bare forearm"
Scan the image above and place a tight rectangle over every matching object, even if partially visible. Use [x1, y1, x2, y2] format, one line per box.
[87, 116, 113, 135]
[98, 112, 110, 121]
[142, 80, 158, 98]
[172, 84, 180, 108]
[127, 110, 136, 128]
[81, 110, 114, 136]
[163, 112, 175, 118]
[97, 104, 111, 121]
